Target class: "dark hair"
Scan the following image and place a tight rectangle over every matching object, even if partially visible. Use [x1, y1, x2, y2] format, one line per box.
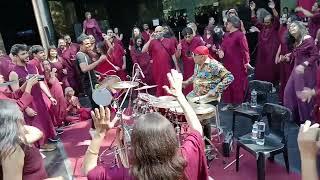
[131, 113, 186, 180]
[10, 44, 28, 56]
[227, 16, 241, 29]
[163, 25, 175, 38]
[213, 26, 224, 45]
[0, 100, 25, 161]
[77, 34, 90, 44]
[96, 41, 108, 55]
[29, 45, 45, 55]
[182, 27, 194, 37]
[47, 45, 57, 59]
[134, 37, 145, 51]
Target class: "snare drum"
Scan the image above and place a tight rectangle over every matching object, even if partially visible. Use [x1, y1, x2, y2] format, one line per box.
[133, 93, 157, 115]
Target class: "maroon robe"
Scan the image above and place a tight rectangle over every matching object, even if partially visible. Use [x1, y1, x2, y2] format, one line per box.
[0, 90, 33, 111]
[83, 18, 103, 42]
[49, 57, 69, 88]
[87, 130, 208, 180]
[141, 30, 152, 42]
[108, 43, 127, 80]
[253, 16, 280, 84]
[278, 25, 294, 104]
[29, 58, 45, 75]
[181, 36, 205, 95]
[149, 38, 177, 96]
[130, 47, 154, 85]
[61, 44, 81, 93]
[309, 13, 320, 39]
[45, 72, 67, 127]
[13, 63, 56, 146]
[221, 30, 250, 104]
[314, 66, 320, 123]
[297, 0, 317, 18]
[95, 56, 117, 76]
[0, 55, 14, 81]
[284, 37, 318, 123]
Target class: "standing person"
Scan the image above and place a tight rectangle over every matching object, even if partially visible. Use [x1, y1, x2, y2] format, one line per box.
[95, 41, 117, 76]
[62, 35, 80, 94]
[0, 53, 14, 81]
[76, 34, 107, 111]
[43, 60, 67, 129]
[9, 44, 58, 151]
[29, 45, 46, 75]
[250, 1, 280, 84]
[113, 27, 124, 47]
[104, 33, 127, 81]
[296, 0, 317, 18]
[47, 46, 69, 88]
[57, 38, 66, 56]
[130, 37, 154, 85]
[220, 16, 251, 111]
[84, 69, 209, 180]
[142, 26, 180, 96]
[295, 3, 320, 39]
[226, 9, 246, 33]
[203, 17, 215, 36]
[83, 11, 103, 42]
[183, 46, 234, 148]
[176, 27, 204, 95]
[129, 27, 142, 50]
[284, 21, 318, 123]
[275, 16, 297, 104]
[141, 23, 152, 42]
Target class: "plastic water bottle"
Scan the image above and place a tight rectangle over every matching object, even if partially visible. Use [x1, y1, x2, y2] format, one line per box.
[251, 121, 258, 140]
[251, 89, 257, 107]
[256, 121, 266, 145]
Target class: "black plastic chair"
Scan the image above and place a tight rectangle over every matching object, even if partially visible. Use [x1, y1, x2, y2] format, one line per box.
[232, 80, 274, 135]
[235, 103, 292, 180]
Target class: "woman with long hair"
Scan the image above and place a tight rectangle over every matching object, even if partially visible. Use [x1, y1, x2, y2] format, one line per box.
[0, 100, 63, 180]
[284, 21, 318, 123]
[129, 27, 142, 50]
[47, 46, 69, 88]
[83, 70, 209, 180]
[130, 37, 154, 86]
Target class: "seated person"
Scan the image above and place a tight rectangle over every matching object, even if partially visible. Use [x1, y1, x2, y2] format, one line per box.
[83, 69, 209, 180]
[65, 87, 90, 123]
[0, 100, 63, 180]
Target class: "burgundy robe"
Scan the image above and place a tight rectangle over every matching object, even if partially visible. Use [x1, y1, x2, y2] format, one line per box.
[149, 38, 177, 96]
[45, 72, 67, 127]
[29, 58, 45, 75]
[61, 44, 80, 93]
[181, 36, 205, 95]
[309, 13, 320, 39]
[13, 63, 56, 146]
[83, 18, 103, 42]
[108, 43, 127, 80]
[278, 26, 294, 104]
[314, 66, 320, 123]
[202, 34, 219, 60]
[0, 90, 33, 111]
[0, 55, 14, 81]
[130, 47, 154, 85]
[221, 30, 250, 104]
[297, 0, 317, 18]
[95, 56, 117, 76]
[49, 57, 69, 88]
[141, 30, 152, 42]
[253, 16, 280, 84]
[284, 37, 318, 123]
[87, 130, 208, 180]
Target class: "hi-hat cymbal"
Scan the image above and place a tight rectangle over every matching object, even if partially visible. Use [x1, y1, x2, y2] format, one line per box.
[111, 81, 139, 89]
[135, 85, 158, 91]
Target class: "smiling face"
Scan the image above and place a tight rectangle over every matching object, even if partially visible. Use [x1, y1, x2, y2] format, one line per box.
[49, 49, 58, 58]
[263, 15, 272, 26]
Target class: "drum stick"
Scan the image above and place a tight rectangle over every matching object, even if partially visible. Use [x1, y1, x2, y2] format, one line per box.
[223, 154, 244, 170]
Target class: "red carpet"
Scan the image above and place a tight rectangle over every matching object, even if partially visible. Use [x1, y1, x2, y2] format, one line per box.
[61, 121, 301, 180]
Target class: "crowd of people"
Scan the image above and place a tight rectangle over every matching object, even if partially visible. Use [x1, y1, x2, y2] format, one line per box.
[1, 0, 320, 179]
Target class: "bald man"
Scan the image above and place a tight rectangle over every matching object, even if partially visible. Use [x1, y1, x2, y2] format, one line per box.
[142, 26, 179, 96]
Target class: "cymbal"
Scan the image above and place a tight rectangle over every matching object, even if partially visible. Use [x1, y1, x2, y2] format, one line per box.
[156, 96, 176, 102]
[152, 100, 181, 109]
[111, 81, 139, 89]
[135, 85, 158, 91]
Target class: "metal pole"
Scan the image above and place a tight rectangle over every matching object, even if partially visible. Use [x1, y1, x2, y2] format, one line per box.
[31, 0, 49, 49]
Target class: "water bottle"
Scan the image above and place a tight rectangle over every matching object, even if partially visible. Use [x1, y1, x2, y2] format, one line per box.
[251, 89, 257, 107]
[256, 121, 266, 145]
[251, 121, 258, 140]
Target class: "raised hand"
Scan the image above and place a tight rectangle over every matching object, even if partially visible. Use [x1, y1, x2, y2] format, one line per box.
[250, 1, 256, 11]
[163, 69, 183, 97]
[91, 106, 118, 134]
[298, 120, 320, 159]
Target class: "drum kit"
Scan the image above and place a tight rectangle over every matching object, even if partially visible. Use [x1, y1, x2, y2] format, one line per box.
[95, 63, 222, 169]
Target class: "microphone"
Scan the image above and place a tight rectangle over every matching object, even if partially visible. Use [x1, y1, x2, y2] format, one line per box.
[135, 64, 145, 78]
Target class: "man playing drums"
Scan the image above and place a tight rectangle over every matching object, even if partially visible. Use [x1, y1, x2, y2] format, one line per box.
[183, 46, 234, 151]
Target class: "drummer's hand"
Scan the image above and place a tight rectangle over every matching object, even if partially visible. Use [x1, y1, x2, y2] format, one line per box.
[91, 106, 118, 134]
[163, 69, 184, 97]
